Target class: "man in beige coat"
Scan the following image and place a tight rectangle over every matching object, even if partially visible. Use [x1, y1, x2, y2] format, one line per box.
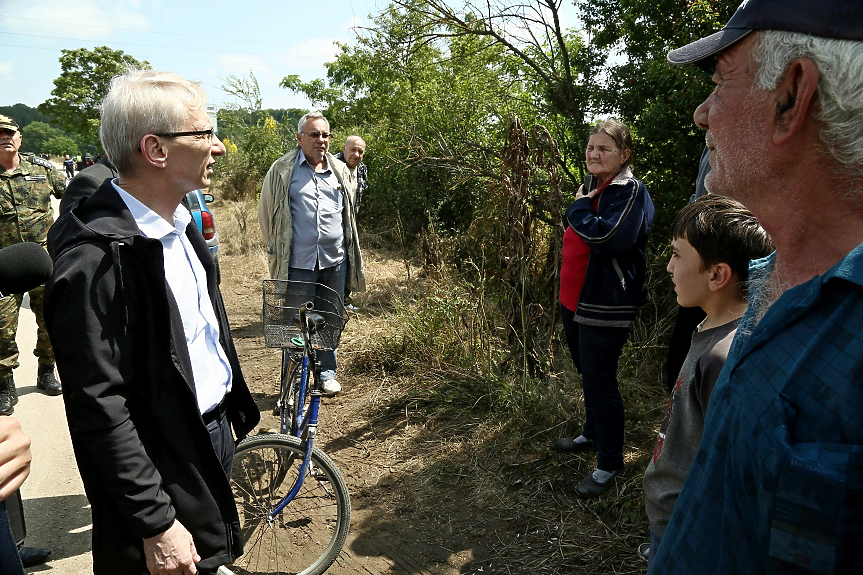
[258, 112, 365, 395]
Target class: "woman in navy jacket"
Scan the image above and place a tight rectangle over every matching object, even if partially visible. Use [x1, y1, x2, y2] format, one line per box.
[554, 119, 655, 497]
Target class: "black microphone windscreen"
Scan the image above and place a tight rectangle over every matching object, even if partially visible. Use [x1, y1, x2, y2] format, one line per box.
[0, 243, 53, 296]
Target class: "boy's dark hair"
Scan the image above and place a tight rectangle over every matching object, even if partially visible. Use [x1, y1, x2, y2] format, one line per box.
[671, 195, 774, 284]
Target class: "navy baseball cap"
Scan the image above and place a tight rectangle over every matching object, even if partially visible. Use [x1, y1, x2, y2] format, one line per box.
[668, 0, 863, 71]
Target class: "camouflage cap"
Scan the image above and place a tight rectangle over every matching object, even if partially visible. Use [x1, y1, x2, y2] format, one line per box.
[0, 115, 19, 131]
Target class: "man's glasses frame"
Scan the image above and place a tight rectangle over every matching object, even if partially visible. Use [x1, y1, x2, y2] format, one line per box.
[154, 129, 215, 139]
[300, 131, 333, 140]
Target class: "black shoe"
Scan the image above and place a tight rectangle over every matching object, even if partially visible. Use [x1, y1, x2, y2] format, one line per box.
[575, 468, 621, 498]
[553, 436, 597, 453]
[19, 546, 51, 567]
[638, 542, 650, 561]
[0, 375, 15, 415]
[36, 364, 62, 396]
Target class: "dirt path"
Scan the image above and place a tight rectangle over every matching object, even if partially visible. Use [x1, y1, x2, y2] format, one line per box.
[15, 293, 93, 574]
[16, 224, 494, 573]
[223, 247, 496, 575]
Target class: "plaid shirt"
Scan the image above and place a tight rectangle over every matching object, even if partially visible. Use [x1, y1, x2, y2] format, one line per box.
[651, 244, 863, 574]
[335, 152, 368, 214]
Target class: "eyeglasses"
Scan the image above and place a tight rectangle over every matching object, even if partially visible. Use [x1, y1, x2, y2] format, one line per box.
[154, 129, 215, 139]
[301, 131, 332, 139]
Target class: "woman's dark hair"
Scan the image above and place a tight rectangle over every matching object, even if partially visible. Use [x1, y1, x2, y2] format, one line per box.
[589, 119, 633, 169]
[672, 195, 775, 284]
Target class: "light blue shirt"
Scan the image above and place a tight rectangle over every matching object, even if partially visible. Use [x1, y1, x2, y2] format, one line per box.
[113, 181, 232, 414]
[288, 149, 345, 270]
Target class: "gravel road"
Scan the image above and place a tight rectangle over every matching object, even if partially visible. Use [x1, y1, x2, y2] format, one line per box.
[14, 292, 92, 574]
[12, 193, 93, 573]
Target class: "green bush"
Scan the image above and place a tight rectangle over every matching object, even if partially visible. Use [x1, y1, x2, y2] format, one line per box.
[216, 115, 289, 201]
[43, 135, 80, 157]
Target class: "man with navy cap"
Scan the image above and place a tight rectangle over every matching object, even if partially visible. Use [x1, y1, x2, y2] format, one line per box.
[652, 1, 863, 573]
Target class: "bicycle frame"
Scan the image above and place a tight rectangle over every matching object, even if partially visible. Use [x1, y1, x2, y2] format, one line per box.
[269, 304, 326, 517]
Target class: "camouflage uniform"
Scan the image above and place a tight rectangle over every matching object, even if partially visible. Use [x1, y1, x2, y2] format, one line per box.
[0, 153, 64, 376]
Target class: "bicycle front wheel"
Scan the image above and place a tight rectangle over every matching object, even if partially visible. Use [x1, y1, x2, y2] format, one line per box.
[229, 434, 351, 575]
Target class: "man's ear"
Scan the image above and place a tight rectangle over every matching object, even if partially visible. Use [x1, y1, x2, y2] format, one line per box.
[707, 263, 735, 292]
[772, 57, 820, 146]
[139, 134, 168, 169]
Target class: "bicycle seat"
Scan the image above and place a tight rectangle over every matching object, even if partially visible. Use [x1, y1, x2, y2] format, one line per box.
[293, 312, 326, 335]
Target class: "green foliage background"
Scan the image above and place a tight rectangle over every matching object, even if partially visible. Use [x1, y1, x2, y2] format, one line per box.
[39, 46, 150, 153]
[213, 0, 742, 393]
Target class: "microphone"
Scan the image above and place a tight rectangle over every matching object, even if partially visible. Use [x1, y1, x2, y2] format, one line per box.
[0, 243, 53, 298]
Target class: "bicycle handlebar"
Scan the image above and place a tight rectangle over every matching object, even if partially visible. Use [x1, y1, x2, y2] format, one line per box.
[297, 301, 314, 347]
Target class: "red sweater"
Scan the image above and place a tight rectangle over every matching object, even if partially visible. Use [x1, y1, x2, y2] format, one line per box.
[559, 182, 608, 311]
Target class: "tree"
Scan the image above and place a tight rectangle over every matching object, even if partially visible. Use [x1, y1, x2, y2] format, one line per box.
[214, 73, 295, 200]
[0, 104, 50, 129]
[20, 121, 66, 154]
[282, 2, 551, 234]
[579, 0, 740, 232]
[42, 136, 80, 157]
[39, 46, 150, 149]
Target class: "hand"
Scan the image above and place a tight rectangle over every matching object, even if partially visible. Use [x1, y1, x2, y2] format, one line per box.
[143, 520, 201, 575]
[576, 184, 594, 201]
[0, 416, 32, 500]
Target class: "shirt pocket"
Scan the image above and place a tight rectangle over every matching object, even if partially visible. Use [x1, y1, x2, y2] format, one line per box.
[769, 395, 863, 574]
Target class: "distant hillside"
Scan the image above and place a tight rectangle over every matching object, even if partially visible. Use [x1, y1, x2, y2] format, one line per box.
[0, 103, 50, 129]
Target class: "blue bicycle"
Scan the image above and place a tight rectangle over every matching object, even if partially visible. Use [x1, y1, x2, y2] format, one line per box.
[227, 280, 351, 575]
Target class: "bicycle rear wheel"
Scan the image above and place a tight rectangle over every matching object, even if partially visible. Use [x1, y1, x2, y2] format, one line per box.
[229, 434, 351, 575]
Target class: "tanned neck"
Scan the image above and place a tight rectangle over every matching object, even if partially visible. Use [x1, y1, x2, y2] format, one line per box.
[764, 185, 863, 296]
[701, 290, 748, 331]
[0, 152, 19, 173]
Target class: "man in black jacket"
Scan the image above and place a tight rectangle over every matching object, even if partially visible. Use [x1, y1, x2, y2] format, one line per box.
[58, 155, 118, 216]
[44, 70, 260, 575]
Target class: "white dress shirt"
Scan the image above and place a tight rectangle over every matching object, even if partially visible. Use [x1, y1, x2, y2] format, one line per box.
[113, 181, 232, 414]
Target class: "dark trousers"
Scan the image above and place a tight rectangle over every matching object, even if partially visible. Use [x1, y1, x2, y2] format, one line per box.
[287, 262, 347, 380]
[189, 412, 235, 575]
[664, 305, 706, 393]
[206, 413, 234, 481]
[560, 304, 629, 472]
[130, 414, 233, 575]
[0, 501, 24, 575]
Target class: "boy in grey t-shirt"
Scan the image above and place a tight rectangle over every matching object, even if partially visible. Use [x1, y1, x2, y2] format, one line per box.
[641, 196, 774, 564]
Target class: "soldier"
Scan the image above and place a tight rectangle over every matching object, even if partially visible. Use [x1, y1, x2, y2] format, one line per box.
[0, 115, 64, 415]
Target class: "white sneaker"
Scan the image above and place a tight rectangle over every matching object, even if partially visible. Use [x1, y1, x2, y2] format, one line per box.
[322, 379, 341, 395]
[346, 304, 358, 311]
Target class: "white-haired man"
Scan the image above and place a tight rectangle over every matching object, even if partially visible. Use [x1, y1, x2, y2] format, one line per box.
[44, 70, 260, 575]
[650, 1, 863, 573]
[258, 113, 365, 395]
[335, 135, 368, 214]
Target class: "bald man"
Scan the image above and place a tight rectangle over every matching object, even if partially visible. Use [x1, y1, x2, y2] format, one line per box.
[335, 136, 368, 214]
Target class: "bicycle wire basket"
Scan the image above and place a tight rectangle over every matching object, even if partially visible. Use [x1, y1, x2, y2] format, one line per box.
[262, 280, 348, 351]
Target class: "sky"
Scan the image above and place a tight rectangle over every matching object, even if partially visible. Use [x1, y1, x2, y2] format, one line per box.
[0, 0, 385, 112]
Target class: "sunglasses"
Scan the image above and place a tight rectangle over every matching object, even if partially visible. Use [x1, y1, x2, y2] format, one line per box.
[301, 131, 332, 139]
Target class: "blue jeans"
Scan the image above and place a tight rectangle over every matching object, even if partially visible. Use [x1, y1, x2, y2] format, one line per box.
[560, 304, 629, 472]
[287, 262, 347, 381]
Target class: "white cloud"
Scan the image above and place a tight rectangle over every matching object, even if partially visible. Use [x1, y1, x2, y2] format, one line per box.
[0, 60, 14, 88]
[1, 0, 150, 43]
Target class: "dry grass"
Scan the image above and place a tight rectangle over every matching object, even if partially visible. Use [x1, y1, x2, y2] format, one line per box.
[338, 248, 670, 574]
[214, 192, 669, 574]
